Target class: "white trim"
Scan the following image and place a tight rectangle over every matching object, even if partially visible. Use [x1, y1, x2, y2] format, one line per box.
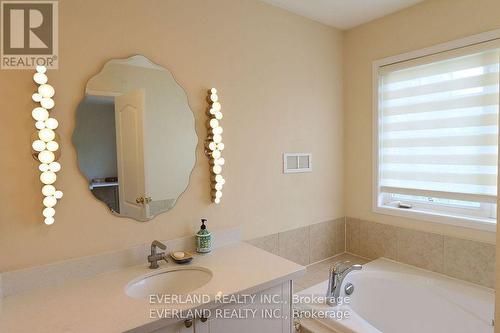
[372, 28, 500, 232]
[380, 186, 497, 204]
[383, 192, 496, 221]
[372, 28, 500, 69]
[374, 205, 496, 232]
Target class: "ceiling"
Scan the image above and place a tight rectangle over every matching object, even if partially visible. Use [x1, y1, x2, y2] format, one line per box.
[259, 0, 424, 30]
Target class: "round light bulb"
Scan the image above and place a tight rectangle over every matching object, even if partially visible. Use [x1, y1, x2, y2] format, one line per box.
[36, 65, 47, 74]
[214, 197, 221, 204]
[213, 134, 222, 143]
[46, 141, 59, 152]
[44, 217, 55, 225]
[215, 190, 223, 198]
[38, 150, 55, 164]
[212, 149, 221, 159]
[38, 84, 55, 98]
[39, 163, 50, 172]
[35, 121, 46, 130]
[32, 107, 48, 121]
[215, 175, 224, 183]
[215, 182, 223, 191]
[215, 157, 225, 166]
[32, 140, 46, 152]
[42, 185, 56, 196]
[212, 126, 223, 135]
[43, 196, 57, 208]
[54, 190, 63, 199]
[217, 143, 225, 151]
[39, 128, 55, 142]
[209, 118, 219, 128]
[40, 98, 55, 109]
[33, 72, 48, 84]
[215, 111, 223, 120]
[208, 141, 217, 151]
[40, 171, 57, 185]
[210, 94, 218, 102]
[49, 162, 61, 172]
[32, 93, 42, 102]
[44, 118, 58, 129]
[210, 88, 217, 94]
[209, 107, 216, 115]
[43, 207, 55, 218]
[212, 165, 222, 174]
[212, 102, 221, 112]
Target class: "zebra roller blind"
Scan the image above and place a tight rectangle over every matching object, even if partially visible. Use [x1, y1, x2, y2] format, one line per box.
[378, 41, 500, 204]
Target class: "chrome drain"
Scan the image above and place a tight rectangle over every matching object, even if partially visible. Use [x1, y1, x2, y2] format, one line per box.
[345, 283, 354, 295]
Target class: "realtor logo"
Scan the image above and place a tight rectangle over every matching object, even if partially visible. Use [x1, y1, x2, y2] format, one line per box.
[1, 0, 58, 69]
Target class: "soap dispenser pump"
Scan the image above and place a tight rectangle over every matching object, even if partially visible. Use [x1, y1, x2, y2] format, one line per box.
[196, 219, 212, 253]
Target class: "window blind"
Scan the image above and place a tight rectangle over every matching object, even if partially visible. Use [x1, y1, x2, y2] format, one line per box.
[378, 44, 500, 204]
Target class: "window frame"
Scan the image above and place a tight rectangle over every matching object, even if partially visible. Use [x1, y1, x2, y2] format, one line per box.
[372, 29, 500, 233]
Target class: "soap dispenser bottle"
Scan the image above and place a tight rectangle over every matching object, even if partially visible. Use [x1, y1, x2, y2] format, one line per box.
[196, 219, 212, 253]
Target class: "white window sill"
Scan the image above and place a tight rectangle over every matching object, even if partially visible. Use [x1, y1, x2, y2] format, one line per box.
[373, 205, 496, 232]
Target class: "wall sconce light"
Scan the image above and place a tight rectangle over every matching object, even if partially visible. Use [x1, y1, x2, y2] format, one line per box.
[31, 66, 63, 225]
[205, 88, 225, 204]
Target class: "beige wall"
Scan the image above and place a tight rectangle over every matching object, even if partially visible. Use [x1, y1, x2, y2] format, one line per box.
[343, 2, 500, 327]
[343, 0, 500, 245]
[0, 0, 343, 271]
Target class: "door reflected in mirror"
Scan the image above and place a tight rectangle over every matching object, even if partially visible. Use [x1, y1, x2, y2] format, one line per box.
[73, 55, 197, 221]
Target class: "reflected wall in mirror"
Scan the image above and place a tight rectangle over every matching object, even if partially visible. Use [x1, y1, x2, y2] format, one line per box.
[73, 55, 197, 221]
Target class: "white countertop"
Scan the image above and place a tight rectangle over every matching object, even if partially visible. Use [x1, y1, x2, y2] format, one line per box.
[0, 242, 304, 333]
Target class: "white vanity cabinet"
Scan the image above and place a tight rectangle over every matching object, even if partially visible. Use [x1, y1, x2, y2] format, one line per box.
[149, 321, 193, 333]
[150, 281, 293, 333]
[196, 281, 292, 333]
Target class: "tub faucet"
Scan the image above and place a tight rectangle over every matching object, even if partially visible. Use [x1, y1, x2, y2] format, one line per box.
[148, 240, 168, 269]
[326, 261, 362, 305]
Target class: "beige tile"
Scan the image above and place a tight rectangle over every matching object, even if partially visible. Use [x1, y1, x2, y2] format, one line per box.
[443, 237, 495, 288]
[247, 233, 279, 255]
[397, 228, 444, 273]
[309, 220, 337, 263]
[278, 226, 310, 265]
[346, 217, 360, 255]
[306, 261, 332, 275]
[293, 282, 306, 293]
[308, 253, 369, 275]
[359, 220, 397, 260]
[335, 218, 346, 254]
[332, 253, 369, 265]
[294, 269, 327, 290]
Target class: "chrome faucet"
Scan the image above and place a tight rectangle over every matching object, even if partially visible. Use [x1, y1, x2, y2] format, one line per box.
[148, 240, 168, 269]
[326, 261, 362, 305]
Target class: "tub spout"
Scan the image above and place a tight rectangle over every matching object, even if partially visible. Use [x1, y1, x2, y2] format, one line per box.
[326, 261, 362, 305]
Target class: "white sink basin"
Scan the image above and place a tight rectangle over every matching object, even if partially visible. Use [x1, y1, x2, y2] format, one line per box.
[125, 266, 213, 299]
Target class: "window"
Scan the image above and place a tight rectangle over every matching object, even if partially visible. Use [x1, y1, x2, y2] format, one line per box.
[374, 37, 500, 231]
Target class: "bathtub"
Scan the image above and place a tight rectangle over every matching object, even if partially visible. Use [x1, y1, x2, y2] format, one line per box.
[295, 258, 494, 333]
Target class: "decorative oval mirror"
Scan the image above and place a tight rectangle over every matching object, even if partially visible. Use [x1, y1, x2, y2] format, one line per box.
[73, 55, 197, 221]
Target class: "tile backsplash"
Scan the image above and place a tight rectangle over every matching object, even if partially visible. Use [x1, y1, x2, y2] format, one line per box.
[346, 217, 495, 288]
[247, 218, 345, 266]
[248, 217, 495, 289]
